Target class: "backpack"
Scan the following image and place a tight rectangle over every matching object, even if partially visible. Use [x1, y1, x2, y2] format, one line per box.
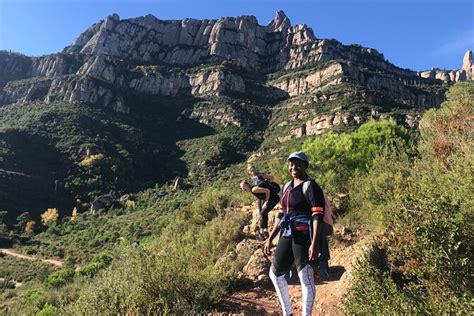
[268, 181, 281, 195]
[255, 178, 280, 195]
[282, 179, 334, 227]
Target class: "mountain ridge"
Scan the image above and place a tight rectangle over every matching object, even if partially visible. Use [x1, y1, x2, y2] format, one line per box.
[0, 10, 471, 217]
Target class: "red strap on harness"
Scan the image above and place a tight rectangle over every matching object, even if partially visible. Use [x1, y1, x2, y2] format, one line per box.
[294, 225, 310, 231]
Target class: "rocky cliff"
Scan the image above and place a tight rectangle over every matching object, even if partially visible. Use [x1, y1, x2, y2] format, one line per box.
[2, 10, 465, 112]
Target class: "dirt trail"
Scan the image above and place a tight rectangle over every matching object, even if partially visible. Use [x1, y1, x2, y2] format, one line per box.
[212, 204, 373, 315]
[0, 248, 63, 267]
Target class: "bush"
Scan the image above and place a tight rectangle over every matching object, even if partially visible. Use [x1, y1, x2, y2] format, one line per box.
[43, 268, 75, 289]
[300, 119, 409, 194]
[346, 143, 411, 229]
[36, 303, 57, 316]
[344, 82, 474, 314]
[77, 253, 113, 278]
[61, 189, 244, 314]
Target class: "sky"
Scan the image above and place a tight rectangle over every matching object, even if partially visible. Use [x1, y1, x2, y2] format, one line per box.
[0, 0, 472, 71]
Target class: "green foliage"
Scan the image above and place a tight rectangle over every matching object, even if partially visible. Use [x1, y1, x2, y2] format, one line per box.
[301, 118, 409, 193]
[77, 253, 112, 278]
[343, 242, 433, 314]
[25, 288, 44, 301]
[346, 144, 411, 229]
[0, 255, 56, 283]
[344, 82, 474, 314]
[61, 188, 244, 314]
[43, 268, 75, 289]
[36, 303, 57, 316]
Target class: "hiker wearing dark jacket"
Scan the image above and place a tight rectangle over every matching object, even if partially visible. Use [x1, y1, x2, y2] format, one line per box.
[264, 151, 324, 316]
[240, 177, 280, 240]
[247, 165, 274, 212]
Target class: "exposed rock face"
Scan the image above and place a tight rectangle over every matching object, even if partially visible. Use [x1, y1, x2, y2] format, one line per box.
[64, 12, 298, 72]
[31, 54, 80, 78]
[270, 62, 344, 96]
[419, 50, 473, 83]
[0, 51, 33, 86]
[0, 78, 51, 104]
[45, 76, 129, 113]
[188, 103, 243, 127]
[463, 50, 473, 80]
[419, 69, 466, 83]
[189, 68, 245, 96]
[0, 11, 468, 122]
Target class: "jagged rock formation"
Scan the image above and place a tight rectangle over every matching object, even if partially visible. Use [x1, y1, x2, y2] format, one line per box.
[463, 50, 474, 80]
[1, 10, 460, 113]
[419, 50, 473, 83]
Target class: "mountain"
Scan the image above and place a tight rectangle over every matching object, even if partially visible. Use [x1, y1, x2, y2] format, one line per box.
[0, 11, 471, 219]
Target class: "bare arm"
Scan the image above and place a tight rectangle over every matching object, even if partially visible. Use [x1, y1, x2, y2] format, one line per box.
[264, 216, 281, 256]
[309, 217, 322, 261]
[251, 186, 270, 201]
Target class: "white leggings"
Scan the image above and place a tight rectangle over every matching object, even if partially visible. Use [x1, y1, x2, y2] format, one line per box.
[269, 264, 315, 316]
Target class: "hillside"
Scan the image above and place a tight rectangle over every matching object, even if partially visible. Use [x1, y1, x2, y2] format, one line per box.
[2, 11, 471, 219]
[0, 11, 472, 314]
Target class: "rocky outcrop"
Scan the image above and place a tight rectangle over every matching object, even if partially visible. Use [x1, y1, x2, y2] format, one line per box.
[76, 55, 120, 84]
[187, 103, 243, 127]
[0, 78, 51, 104]
[419, 50, 473, 83]
[462, 50, 473, 80]
[270, 62, 344, 96]
[277, 109, 352, 143]
[0, 51, 33, 86]
[189, 68, 245, 96]
[276, 108, 423, 144]
[31, 54, 80, 78]
[0, 11, 466, 120]
[419, 69, 466, 83]
[45, 76, 129, 113]
[65, 13, 272, 70]
[0, 51, 80, 86]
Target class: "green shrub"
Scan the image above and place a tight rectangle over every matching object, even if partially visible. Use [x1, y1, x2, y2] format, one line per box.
[346, 144, 411, 229]
[43, 268, 75, 289]
[61, 189, 244, 314]
[344, 82, 474, 314]
[24, 288, 44, 302]
[77, 253, 113, 278]
[36, 303, 57, 316]
[300, 119, 409, 194]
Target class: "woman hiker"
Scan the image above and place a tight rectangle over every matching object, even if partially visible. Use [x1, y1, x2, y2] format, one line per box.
[240, 176, 280, 240]
[264, 151, 325, 316]
[247, 165, 274, 211]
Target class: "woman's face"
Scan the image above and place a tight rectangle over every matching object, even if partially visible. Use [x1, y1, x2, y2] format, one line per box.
[288, 158, 307, 179]
[240, 182, 250, 192]
[248, 167, 257, 176]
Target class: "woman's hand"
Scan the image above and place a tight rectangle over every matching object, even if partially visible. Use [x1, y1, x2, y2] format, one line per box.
[264, 239, 272, 257]
[308, 242, 318, 261]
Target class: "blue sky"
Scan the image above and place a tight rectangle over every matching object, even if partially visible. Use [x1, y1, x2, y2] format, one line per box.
[0, 0, 472, 71]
